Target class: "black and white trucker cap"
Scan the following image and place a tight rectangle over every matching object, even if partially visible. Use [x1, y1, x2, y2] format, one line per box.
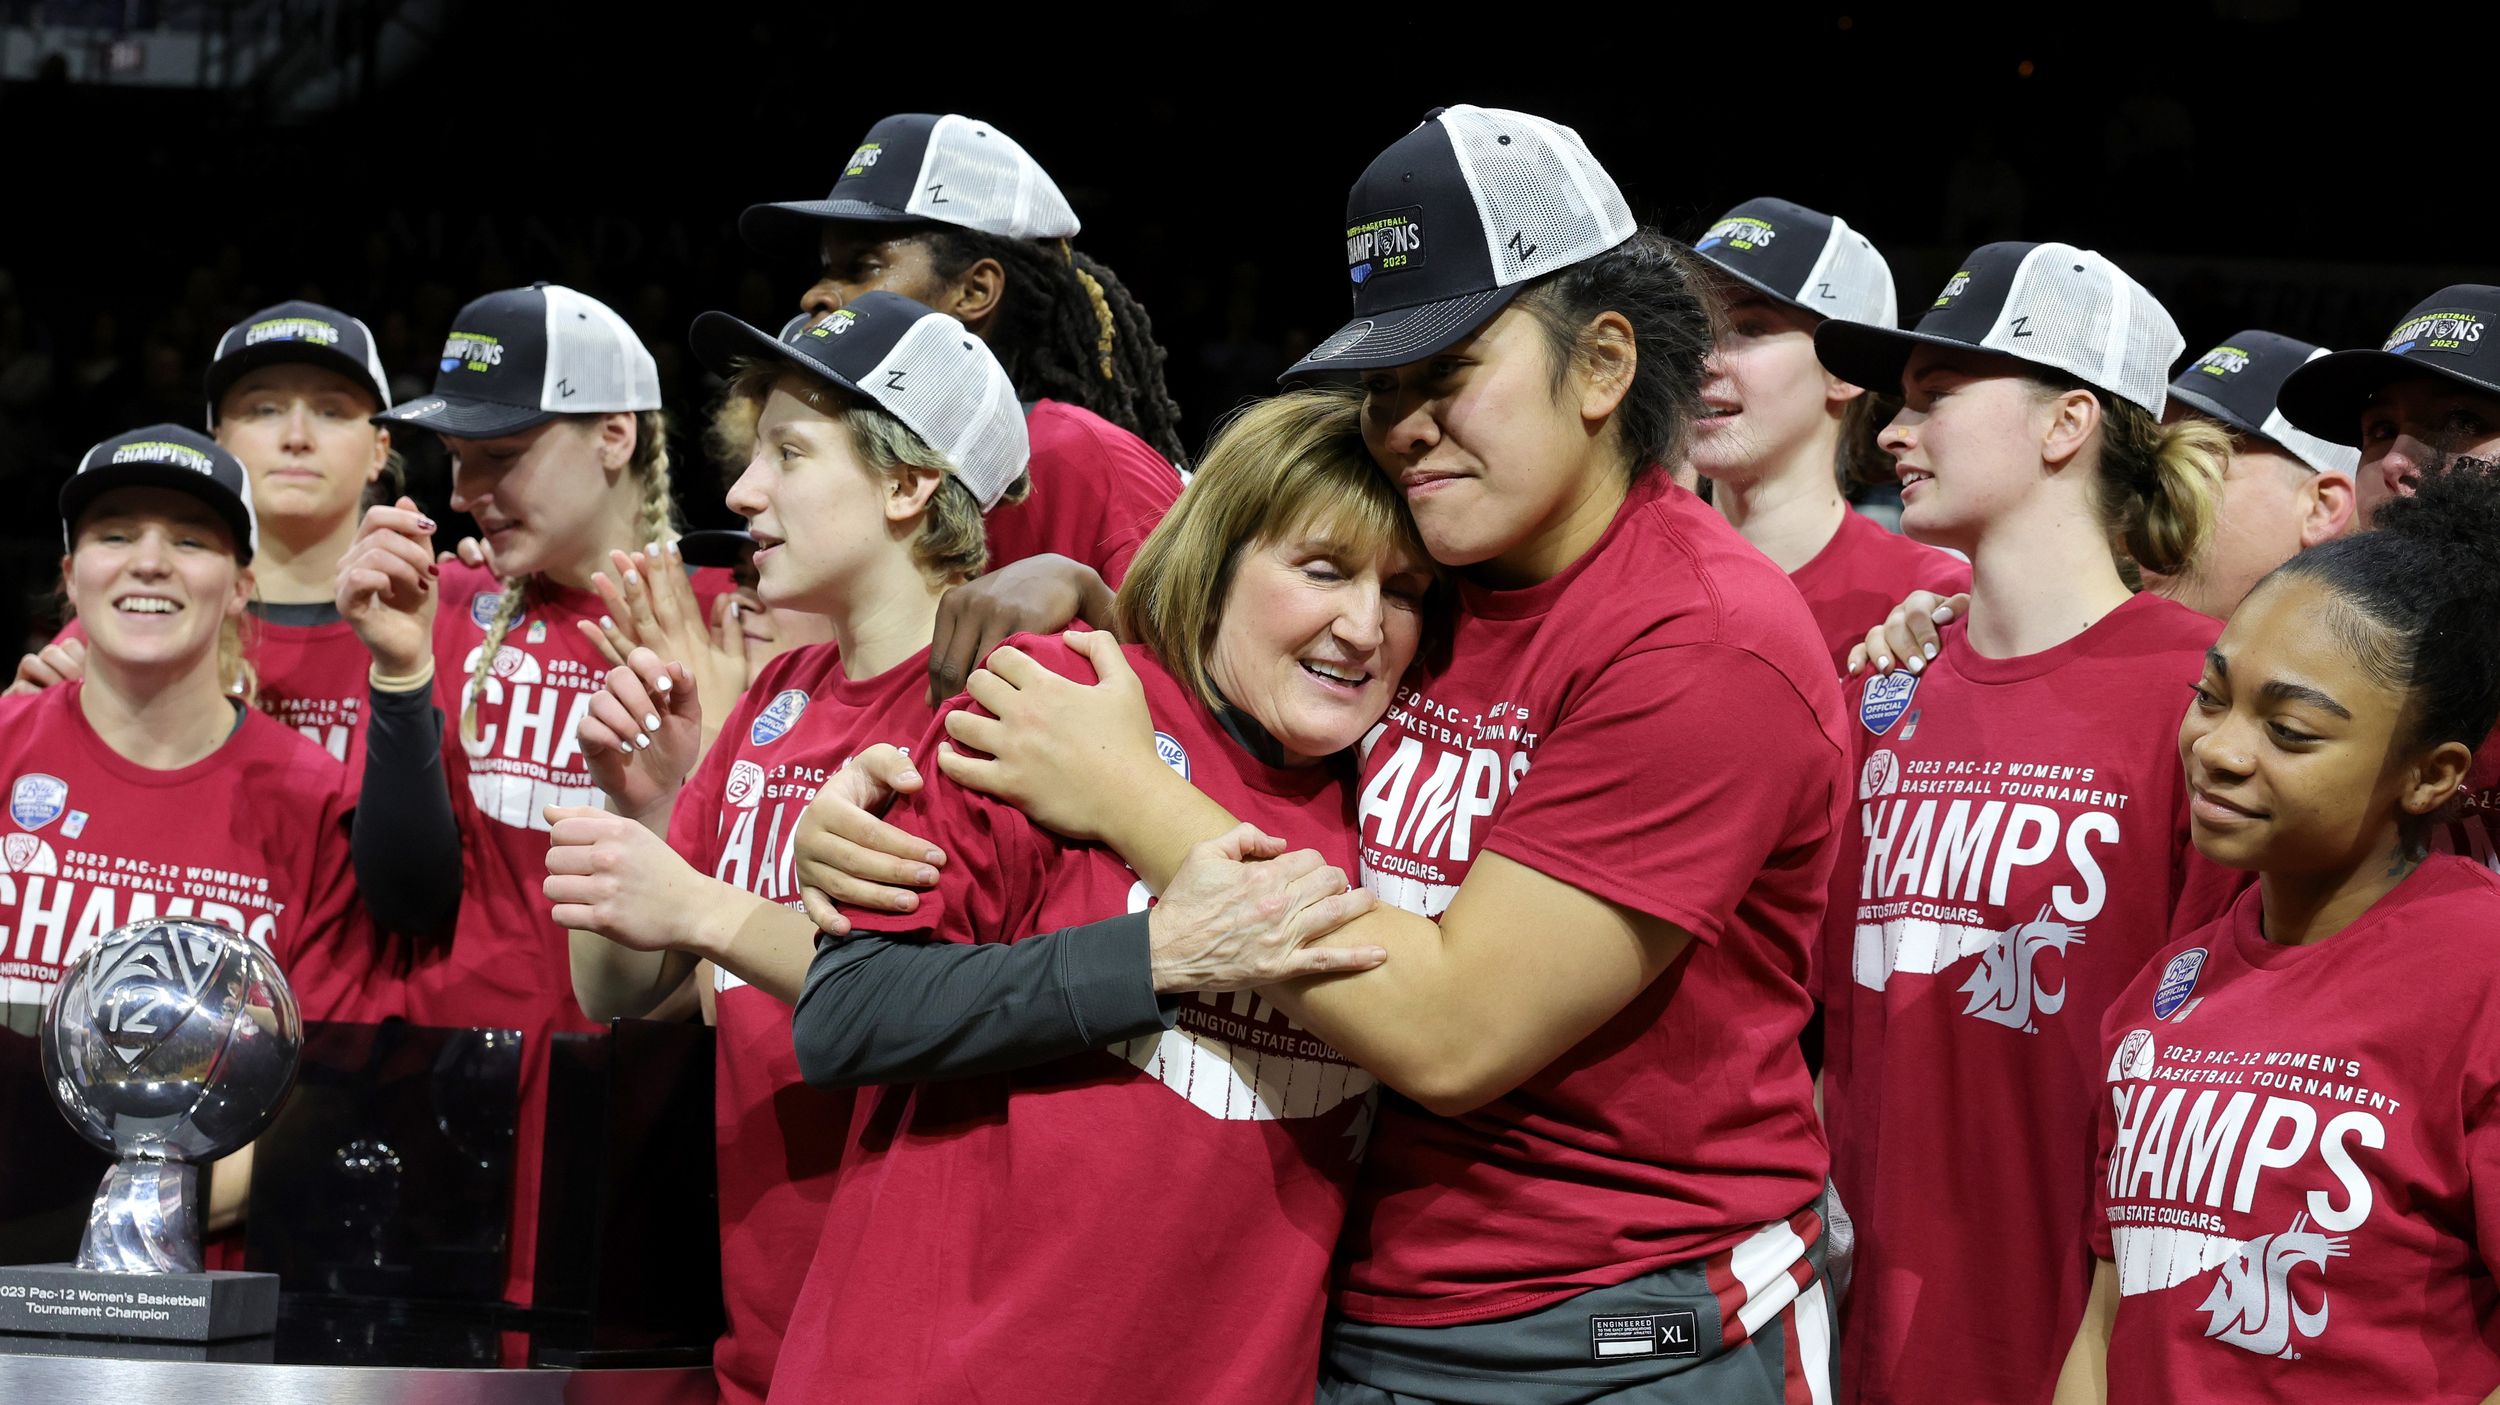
[374, 283, 662, 440]
[1681, 197, 1897, 332]
[689, 291, 1030, 510]
[203, 301, 392, 424]
[63, 425, 258, 562]
[2276, 286, 2500, 447]
[2166, 332, 2359, 476]
[1283, 104, 1639, 379]
[741, 113, 1081, 262]
[1814, 241, 2184, 416]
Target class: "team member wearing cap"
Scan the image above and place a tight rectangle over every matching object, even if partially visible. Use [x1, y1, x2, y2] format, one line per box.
[1682, 198, 1968, 673]
[2277, 286, 2500, 879]
[743, 113, 1183, 594]
[546, 294, 1029, 1405]
[0, 428, 378, 1026]
[794, 105, 1849, 1399]
[336, 282, 724, 1305]
[1809, 244, 2245, 1404]
[12, 303, 399, 770]
[2145, 332, 2359, 619]
[2053, 462, 2500, 1405]
[2278, 285, 2500, 528]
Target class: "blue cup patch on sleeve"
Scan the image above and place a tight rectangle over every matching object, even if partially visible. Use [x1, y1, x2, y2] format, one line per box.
[2152, 947, 2207, 1020]
[750, 689, 811, 746]
[1860, 672, 1919, 735]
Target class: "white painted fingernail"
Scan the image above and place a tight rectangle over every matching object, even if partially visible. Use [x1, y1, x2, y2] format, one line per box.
[1924, 642, 1938, 659]
[635, 733, 651, 750]
[625, 568, 640, 586]
[600, 615, 614, 629]
[726, 600, 740, 620]
[1934, 607, 1955, 623]
[643, 713, 661, 732]
[656, 675, 673, 692]
[1905, 656, 1924, 673]
[1877, 655, 1892, 671]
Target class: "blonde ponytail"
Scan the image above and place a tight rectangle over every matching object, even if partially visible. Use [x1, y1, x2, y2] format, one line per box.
[2092, 399, 2227, 580]
[628, 408, 681, 551]
[459, 583, 527, 749]
[220, 612, 259, 708]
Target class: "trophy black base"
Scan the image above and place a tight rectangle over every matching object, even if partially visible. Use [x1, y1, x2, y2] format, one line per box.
[0, 1264, 277, 1341]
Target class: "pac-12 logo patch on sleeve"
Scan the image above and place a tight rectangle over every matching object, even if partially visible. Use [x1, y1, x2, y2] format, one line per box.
[723, 760, 766, 808]
[10, 774, 67, 831]
[2152, 947, 2207, 1020]
[750, 690, 810, 747]
[1860, 672, 1919, 735]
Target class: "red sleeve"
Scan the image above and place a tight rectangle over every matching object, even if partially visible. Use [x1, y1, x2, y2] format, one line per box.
[284, 765, 402, 1023]
[1092, 433, 1178, 587]
[1485, 644, 1842, 944]
[840, 705, 1048, 947]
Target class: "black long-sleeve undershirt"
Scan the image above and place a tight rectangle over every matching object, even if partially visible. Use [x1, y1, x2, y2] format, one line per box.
[791, 913, 1173, 1087]
[348, 683, 464, 938]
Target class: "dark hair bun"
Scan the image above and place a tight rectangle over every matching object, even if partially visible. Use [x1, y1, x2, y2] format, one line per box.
[2372, 456, 2500, 576]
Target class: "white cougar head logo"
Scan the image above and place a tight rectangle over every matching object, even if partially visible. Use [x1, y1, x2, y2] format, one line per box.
[1958, 904, 2084, 1033]
[2199, 1213, 2349, 1359]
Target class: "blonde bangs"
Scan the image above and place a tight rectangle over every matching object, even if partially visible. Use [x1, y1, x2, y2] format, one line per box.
[1116, 387, 1438, 711]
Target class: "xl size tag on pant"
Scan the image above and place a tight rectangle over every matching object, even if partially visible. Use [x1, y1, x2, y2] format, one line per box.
[1590, 1308, 1701, 1360]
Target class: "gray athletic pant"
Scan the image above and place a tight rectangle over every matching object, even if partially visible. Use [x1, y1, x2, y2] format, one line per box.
[1316, 1186, 1844, 1405]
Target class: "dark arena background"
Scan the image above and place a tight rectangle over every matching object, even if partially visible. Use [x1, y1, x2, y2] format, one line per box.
[0, 1, 2483, 650]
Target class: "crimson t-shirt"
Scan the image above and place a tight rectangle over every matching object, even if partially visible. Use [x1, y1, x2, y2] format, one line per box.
[1337, 472, 1846, 1327]
[58, 609, 375, 776]
[2091, 858, 2500, 1403]
[1823, 591, 2250, 1405]
[411, 561, 729, 1304]
[1788, 509, 1970, 677]
[0, 683, 383, 1023]
[980, 399, 1181, 585]
[771, 637, 1373, 1405]
[665, 640, 930, 1405]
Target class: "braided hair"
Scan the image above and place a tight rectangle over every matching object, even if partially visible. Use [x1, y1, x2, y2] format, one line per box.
[916, 228, 1190, 468]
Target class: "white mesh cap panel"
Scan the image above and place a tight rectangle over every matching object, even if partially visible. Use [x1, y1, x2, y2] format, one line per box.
[539, 285, 662, 413]
[903, 115, 1081, 241]
[1800, 216, 1898, 328]
[864, 314, 1032, 509]
[1440, 106, 1637, 288]
[2260, 350, 2362, 474]
[1980, 245, 2180, 415]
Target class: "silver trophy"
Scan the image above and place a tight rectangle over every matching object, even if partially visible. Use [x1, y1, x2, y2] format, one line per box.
[39, 918, 303, 1274]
